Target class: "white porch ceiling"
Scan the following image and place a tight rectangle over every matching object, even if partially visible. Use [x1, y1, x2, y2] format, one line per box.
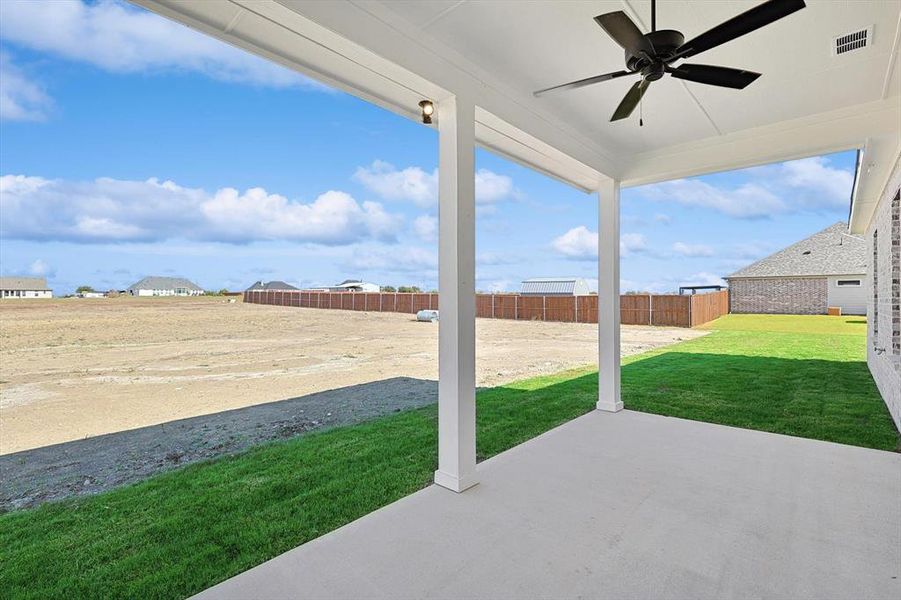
[134, 0, 900, 232]
[370, 0, 896, 153]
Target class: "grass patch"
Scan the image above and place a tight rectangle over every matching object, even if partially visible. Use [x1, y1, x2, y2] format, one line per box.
[0, 368, 599, 600]
[701, 313, 868, 336]
[2, 314, 897, 599]
[621, 314, 897, 451]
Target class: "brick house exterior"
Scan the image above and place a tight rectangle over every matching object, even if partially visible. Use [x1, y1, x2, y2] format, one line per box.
[726, 222, 867, 316]
[728, 277, 826, 315]
[865, 154, 900, 431]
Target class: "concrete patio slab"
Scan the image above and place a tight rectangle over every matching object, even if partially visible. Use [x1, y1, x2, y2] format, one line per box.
[195, 410, 901, 600]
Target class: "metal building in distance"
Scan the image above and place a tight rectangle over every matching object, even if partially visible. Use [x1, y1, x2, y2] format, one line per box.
[520, 278, 591, 297]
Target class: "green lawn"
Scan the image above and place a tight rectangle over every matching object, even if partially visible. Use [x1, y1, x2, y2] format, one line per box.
[699, 313, 868, 335]
[623, 314, 897, 451]
[2, 314, 897, 599]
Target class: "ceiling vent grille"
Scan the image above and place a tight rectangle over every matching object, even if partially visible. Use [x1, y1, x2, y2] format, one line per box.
[833, 26, 872, 56]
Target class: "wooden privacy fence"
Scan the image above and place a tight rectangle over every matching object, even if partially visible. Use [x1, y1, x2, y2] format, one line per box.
[686, 289, 730, 327]
[243, 289, 729, 328]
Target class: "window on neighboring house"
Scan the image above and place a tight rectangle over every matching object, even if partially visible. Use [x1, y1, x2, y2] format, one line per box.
[836, 279, 862, 286]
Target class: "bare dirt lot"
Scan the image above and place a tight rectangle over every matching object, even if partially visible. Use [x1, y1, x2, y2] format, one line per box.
[0, 297, 705, 509]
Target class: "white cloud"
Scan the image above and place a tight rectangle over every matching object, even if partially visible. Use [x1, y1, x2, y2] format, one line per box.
[346, 246, 437, 274]
[353, 161, 518, 208]
[0, 52, 51, 121]
[637, 155, 854, 219]
[0, 257, 58, 282]
[552, 226, 596, 259]
[28, 259, 55, 278]
[475, 169, 517, 203]
[672, 242, 714, 257]
[621, 233, 648, 256]
[354, 161, 436, 207]
[551, 226, 648, 259]
[0, 174, 403, 245]
[653, 213, 671, 225]
[0, 0, 321, 90]
[779, 156, 853, 209]
[412, 215, 438, 242]
[640, 178, 786, 219]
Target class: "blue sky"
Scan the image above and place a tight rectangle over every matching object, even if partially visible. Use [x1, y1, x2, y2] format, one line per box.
[0, 1, 856, 295]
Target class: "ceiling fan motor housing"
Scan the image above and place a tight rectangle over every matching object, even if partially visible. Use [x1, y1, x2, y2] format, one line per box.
[625, 29, 685, 71]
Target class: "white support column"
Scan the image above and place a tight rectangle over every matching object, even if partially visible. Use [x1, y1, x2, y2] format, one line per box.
[434, 96, 478, 493]
[597, 177, 623, 412]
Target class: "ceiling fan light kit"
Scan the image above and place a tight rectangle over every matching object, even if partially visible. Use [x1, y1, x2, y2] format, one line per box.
[533, 0, 807, 125]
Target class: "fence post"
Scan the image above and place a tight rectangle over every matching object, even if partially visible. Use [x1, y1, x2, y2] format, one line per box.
[688, 294, 693, 328]
[648, 294, 653, 326]
[574, 296, 578, 323]
[515, 295, 519, 320]
[491, 294, 495, 319]
[379, 293, 382, 312]
[542, 295, 546, 321]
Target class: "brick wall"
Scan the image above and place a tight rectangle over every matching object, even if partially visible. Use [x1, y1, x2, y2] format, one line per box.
[728, 277, 827, 315]
[866, 153, 900, 431]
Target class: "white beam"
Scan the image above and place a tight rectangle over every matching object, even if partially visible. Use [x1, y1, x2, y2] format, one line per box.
[597, 178, 623, 413]
[435, 96, 478, 493]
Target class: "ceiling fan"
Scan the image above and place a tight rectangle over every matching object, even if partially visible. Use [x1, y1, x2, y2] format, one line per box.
[533, 0, 806, 123]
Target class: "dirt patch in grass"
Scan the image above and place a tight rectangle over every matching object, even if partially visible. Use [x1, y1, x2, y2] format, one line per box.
[0, 378, 435, 511]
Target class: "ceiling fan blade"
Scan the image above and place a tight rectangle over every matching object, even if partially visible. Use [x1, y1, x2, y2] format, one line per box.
[674, 0, 806, 60]
[533, 70, 635, 97]
[668, 64, 761, 89]
[594, 11, 655, 58]
[610, 79, 650, 122]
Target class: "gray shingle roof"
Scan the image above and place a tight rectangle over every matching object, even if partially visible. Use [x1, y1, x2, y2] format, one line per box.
[127, 276, 202, 291]
[0, 277, 51, 291]
[245, 280, 298, 291]
[727, 222, 866, 279]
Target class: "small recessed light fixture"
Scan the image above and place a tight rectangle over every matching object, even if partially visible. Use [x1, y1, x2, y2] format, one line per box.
[418, 100, 434, 124]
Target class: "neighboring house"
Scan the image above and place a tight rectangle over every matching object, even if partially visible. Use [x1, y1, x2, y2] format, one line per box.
[245, 280, 299, 291]
[726, 222, 867, 316]
[327, 280, 380, 293]
[520, 278, 590, 296]
[851, 153, 900, 432]
[127, 276, 203, 297]
[0, 277, 52, 299]
[77, 292, 106, 299]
